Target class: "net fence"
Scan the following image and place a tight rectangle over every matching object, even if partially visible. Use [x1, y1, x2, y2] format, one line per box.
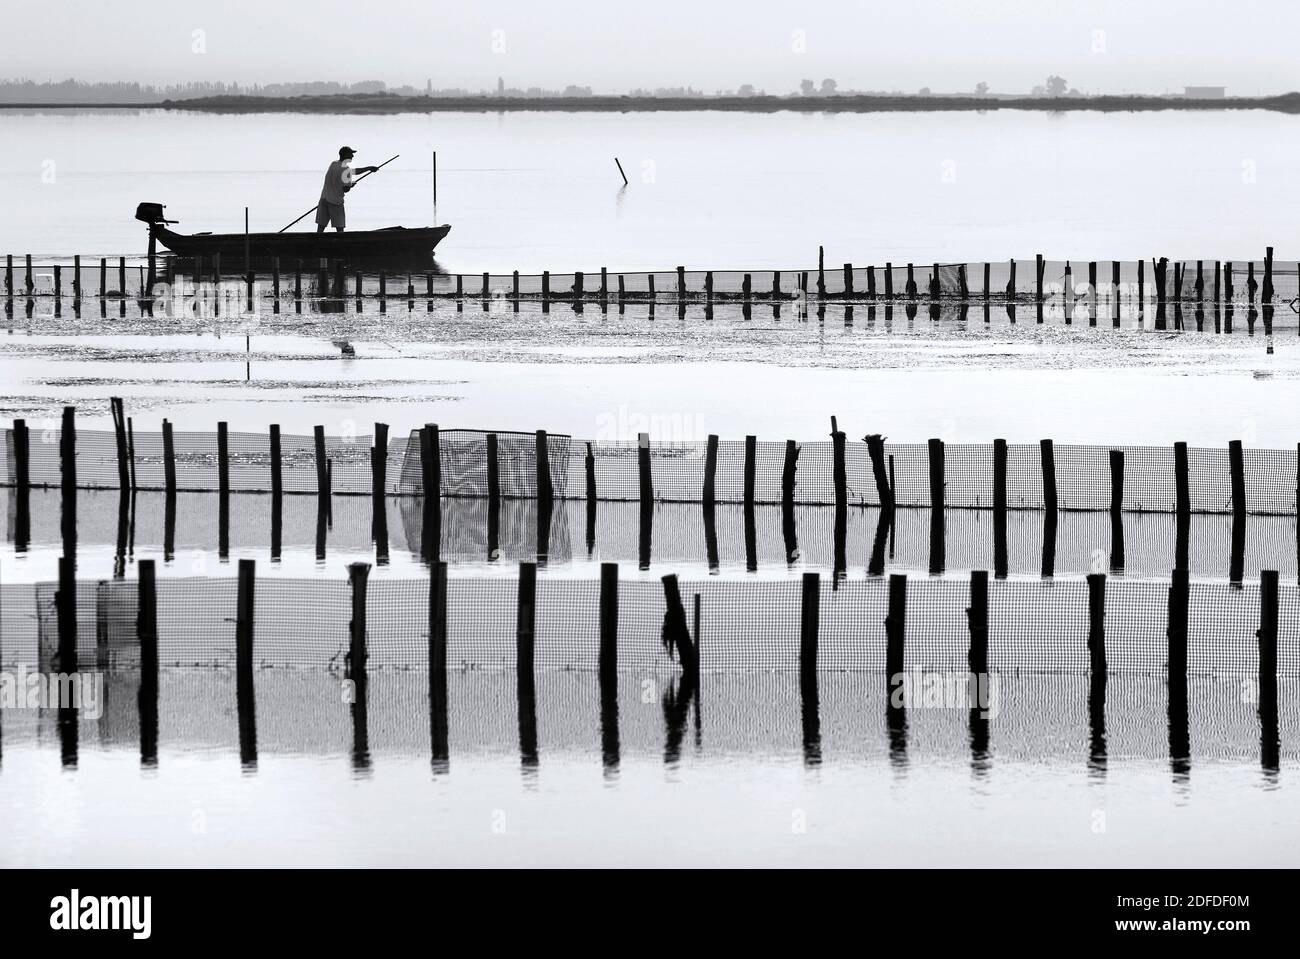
[6, 425, 1297, 516]
[3, 569, 1295, 675]
[6, 256, 1299, 306]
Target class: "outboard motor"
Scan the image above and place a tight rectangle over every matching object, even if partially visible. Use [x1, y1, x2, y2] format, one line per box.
[134, 202, 177, 226]
[135, 202, 177, 293]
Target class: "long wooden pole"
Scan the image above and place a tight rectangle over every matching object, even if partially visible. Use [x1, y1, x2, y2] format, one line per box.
[278, 154, 400, 233]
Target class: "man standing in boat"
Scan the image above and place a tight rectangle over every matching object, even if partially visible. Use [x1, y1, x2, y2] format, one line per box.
[316, 147, 378, 232]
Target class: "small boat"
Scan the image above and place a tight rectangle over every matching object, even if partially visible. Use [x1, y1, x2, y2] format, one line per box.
[135, 202, 450, 267]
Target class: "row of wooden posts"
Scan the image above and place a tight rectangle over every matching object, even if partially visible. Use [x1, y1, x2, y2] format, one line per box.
[13, 408, 1274, 521]
[2, 255, 131, 298]
[45, 555, 1284, 770]
[11, 409, 1290, 584]
[3, 247, 1283, 304]
[9, 437, 1269, 585]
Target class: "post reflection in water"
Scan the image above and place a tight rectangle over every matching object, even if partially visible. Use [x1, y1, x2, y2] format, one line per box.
[1087, 673, 1107, 778]
[661, 673, 698, 767]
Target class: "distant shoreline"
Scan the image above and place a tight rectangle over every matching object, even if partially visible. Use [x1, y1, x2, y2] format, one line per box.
[1, 92, 1298, 113]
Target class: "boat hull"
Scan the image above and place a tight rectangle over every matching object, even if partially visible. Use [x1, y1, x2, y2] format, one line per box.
[153, 224, 451, 266]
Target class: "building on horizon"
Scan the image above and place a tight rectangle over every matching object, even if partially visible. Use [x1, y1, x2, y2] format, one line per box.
[1183, 85, 1226, 98]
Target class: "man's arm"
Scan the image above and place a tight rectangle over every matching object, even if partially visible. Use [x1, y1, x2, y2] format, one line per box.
[340, 164, 380, 190]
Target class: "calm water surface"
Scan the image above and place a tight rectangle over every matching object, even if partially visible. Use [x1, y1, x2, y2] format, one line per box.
[1, 672, 1295, 867]
[1, 109, 1298, 268]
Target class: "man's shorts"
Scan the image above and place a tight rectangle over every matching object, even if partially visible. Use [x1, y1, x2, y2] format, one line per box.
[315, 200, 346, 230]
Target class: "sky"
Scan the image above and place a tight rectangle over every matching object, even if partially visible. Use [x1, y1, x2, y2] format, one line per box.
[1, 0, 1298, 95]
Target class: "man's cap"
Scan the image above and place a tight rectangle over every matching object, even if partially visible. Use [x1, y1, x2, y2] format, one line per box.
[339, 146, 356, 159]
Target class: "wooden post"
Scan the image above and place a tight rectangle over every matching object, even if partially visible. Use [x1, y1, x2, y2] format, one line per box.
[1087, 572, 1106, 674]
[704, 271, 714, 304]
[1224, 262, 1234, 302]
[928, 438, 945, 574]
[1172, 440, 1190, 520]
[702, 434, 718, 507]
[831, 417, 847, 513]
[25, 254, 34, 295]
[236, 558, 257, 764]
[313, 425, 328, 505]
[162, 419, 176, 494]
[11, 420, 28, 550]
[599, 562, 618, 684]
[865, 433, 892, 510]
[677, 265, 686, 301]
[110, 397, 130, 491]
[967, 570, 989, 674]
[294, 260, 302, 299]
[269, 424, 282, 496]
[372, 421, 389, 501]
[867, 266, 877, 300]
[419, 425, 442, 562]
[800, 571, 820, 684]
[1109, 449, 1125, 570]
[542, 271, 550, 301]
[13, 417, 30, 496]
[486, 431, 501, 508]
[1035, 253, 1044, 302]
[993, 438, 1008, 577]
[638, 431, 653, 506]
[1229, 439, 1246, 523]
[53, 264, 62, 298]
[660, 574, 699, 680]
[1229, 439, 1246, 583]
[272, 257, 280, 298]
[217, 421, 230, 559]
[1174, 440, 1190, 571]
[906, 263, 917, 299]
[781, 439, 799, 509]
[1040, 439, 1058, 518]
[535, 429, 554, 507]
[885, 574, 906, 679]
[743, 435, 757, 509]
[420, 422, 441, 500]
[4, 254, 11, 295]
[843, 263, 854, 297]
[584, 438, 596, 513]
[118, 257, 127, 298]
[60, 406, 76, 557]
[98, 257, 107, 297]
[884, 263, 894, 299]
[217, 421, 230, 497]
[1005, 259, 1016, 298]
[1263, 246, 1274, 302]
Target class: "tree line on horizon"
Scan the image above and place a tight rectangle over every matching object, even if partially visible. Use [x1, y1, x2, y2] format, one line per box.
[0, 75, 1232, 102]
